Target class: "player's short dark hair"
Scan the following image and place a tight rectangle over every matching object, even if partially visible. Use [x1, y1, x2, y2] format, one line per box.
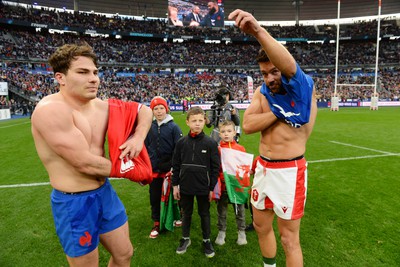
[256, 48, 270, 63]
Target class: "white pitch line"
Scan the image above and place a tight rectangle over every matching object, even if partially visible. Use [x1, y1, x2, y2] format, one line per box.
[0, 121, 30, 129]
[0, 182, 50, 188]
[308, 153, 399, 163]
[0, 178, 120, 189]
[329, 141, 394, 154]
[1, 153, 399, 189]
[1, 154, 399, 189]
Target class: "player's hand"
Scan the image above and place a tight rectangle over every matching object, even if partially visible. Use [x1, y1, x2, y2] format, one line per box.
[228, 9, 262, 37]
[118, 135, 144, 159]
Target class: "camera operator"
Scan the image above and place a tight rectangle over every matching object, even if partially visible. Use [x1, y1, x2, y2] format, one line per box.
[206, 87, 241, 143]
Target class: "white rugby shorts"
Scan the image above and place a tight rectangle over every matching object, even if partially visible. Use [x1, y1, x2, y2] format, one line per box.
[251, 156, 307, 220]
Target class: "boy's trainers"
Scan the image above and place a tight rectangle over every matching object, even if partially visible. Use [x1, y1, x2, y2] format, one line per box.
[203, 240, 215, 258]
[176, 238, 191, 254]
[215, 231, 226, 245]
[174, 220, 182, 227]
[149, 225, 159, 239]
[237, 230, 247, 245]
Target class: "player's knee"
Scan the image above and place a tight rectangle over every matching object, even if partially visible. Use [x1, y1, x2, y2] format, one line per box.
[280, 233, 300, 253]
[125, 243, 134, 259]
[253, 220, 272, 234]
[115, 243, 134, 263]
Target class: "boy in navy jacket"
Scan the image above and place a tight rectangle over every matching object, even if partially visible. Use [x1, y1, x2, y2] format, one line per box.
[145, 96, 183, 238]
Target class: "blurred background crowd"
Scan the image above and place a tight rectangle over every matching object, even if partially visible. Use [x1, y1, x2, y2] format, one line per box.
[0, 2, 399, 114]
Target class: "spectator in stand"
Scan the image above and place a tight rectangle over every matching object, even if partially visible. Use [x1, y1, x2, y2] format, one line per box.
[0, 96, 7, 109]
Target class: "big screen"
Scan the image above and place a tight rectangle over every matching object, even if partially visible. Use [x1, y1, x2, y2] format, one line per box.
[168, 0, 225, 27]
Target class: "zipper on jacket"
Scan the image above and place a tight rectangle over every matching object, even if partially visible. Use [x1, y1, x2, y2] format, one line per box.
[182, 163, 206, 168]
[157, 126, 161, 156]
[192, 141, 195, 161]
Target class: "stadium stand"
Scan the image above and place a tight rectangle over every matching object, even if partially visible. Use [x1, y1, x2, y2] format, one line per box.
[0, 2, 399, 112]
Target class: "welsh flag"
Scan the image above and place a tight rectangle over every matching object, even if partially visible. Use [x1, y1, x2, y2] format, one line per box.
[160, 172, 181, 232]
[220, 148, 254, 204]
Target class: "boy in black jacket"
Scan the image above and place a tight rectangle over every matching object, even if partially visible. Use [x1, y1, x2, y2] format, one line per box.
[172, 106, 220, 258]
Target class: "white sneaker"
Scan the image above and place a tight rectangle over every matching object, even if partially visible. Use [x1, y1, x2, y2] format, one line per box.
[149, 226, 160, 239]
[237, 230, 247, 245]
[174, 220, 182, 227]
[215, 231, 226, 245]
[149, 225, 159, 239]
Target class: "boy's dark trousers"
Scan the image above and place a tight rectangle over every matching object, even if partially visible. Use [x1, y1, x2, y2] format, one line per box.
[180, 193, 211, 239]
[149, 177, 164, 222]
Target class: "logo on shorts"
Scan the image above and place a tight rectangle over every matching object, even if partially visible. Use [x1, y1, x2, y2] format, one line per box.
[282, 206, 288, 213]
[79, 231, 92, 247]
[120, 157, 135, 174]
[252, 189, 259, 202]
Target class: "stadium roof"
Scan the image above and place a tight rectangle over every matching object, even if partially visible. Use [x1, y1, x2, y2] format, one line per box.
[11, 0, 400, 22]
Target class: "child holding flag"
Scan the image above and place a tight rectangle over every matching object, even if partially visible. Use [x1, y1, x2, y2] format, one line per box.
[172, 106, 220, 258]
[215, 121, 249, 246]
[145, 96, 183, 238]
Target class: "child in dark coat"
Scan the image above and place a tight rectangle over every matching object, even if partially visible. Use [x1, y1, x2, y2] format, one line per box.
[172, 106, 220, 258]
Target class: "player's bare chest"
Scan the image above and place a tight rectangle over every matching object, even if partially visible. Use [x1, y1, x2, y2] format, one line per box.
[73, 110, 107, 144]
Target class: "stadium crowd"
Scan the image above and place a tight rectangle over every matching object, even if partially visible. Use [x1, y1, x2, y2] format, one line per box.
[1, 62, 399, 112]
[0, 2, 399, 114]
[1, 28, 399, 67]
[1, 3, 400, 38]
